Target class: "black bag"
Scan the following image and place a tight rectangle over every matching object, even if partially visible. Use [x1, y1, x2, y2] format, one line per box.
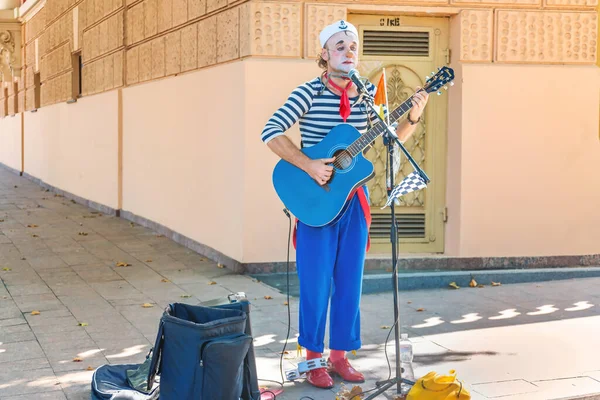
[147, 303, 252, 400]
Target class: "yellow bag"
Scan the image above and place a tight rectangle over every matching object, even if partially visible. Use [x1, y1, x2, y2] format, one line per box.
[407, 370, 471, 400]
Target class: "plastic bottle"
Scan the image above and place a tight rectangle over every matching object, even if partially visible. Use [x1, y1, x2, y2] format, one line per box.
[399, 333, 415, 394]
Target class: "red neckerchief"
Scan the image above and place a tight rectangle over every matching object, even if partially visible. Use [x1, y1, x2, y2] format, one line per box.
[325, 73, 353, 122]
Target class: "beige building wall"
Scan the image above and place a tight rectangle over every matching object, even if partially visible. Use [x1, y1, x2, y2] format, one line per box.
[0, 115, 22, 172]
[23, 91, 120, 209]
[0, 0, 598, 265]
[122, 62, 246, 262]
[447, 64, 600, 257]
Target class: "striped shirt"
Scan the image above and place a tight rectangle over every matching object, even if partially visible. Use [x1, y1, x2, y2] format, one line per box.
[261, 76, 382, 148]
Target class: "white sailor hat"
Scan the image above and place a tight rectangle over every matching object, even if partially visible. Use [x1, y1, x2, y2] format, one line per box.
[319, 20, 359, 48]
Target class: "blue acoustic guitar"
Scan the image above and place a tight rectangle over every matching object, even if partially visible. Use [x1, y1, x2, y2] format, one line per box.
[272, 66, 455, 227]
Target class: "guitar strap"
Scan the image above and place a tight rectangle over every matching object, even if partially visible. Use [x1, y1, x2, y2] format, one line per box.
[292, 186, 371, 252]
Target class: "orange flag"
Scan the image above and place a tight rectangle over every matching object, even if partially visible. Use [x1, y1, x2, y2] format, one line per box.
[374, 71, 387, 106]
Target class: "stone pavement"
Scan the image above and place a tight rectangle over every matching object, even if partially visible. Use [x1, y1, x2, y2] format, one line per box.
[1, 167, 600, 400]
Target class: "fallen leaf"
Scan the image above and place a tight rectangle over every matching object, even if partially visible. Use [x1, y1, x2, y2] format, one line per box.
[14, 185, 17, 188]
[161, 278, 169, 283]
[155, 234, 164, 238]
[73, 357, 83, 362]
[78, 232, 88, 236]
[380, 325, 391, 329]
[264, 295, 273, 300]
[477, 284, 485, 288]
[146, 259, 153, 263]
[336, 384, 364, 400]
[469, 277, 477, 287]
[27, 224, 38, 228]
[78, 322, 88, 327]
[31, 234, 39, 238]
[208, 281, 217, 285]
[21, 257, 26, 260]
[449, 282, 460, 289]
[2, 267, 11, 271]
[407, 301, 412, 304]
[115, 261, 131, 267]
[283, 301, 288, 306]
[416, 308, 425, 312]
[217, 263, 225, 269]
[491, 281, 501, 286]
[0, 219, 4, 222]
[70, 200, 76, 204]
[54, 194, 63, 197]
[142, 303, 154, 308]
[280, 351, 289, 354]
[31, 310, 41, 315]
[86, 366, 94, 371]
[180, 294, 192, 298]
[129, 222, 135, 227]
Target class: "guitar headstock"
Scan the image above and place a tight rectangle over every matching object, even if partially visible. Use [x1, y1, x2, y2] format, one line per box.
[423, 66, 455, 96]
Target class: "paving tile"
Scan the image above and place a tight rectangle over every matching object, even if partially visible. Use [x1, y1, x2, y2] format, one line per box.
[2, 390, 68, 399]
[6, 283, 52, 297]
[12, 293, 64, 312]
[0, 368, 59, 397]
[0, 341, 45, 363]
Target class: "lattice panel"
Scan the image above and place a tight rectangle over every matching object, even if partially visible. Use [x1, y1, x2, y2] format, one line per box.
[305, 4, 347, 58]
[495, 10, 598, 63]
[460, 9, 493, 62]
[240, 2, 302, 57]
[364, 67, 427, 209]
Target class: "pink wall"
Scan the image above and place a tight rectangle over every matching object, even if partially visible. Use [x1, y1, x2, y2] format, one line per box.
[0, 115, 22, 172]
[448, 64, 600, 257]
[122, 62, 246, 262]
[23, 92, 119, 208]
[242, 59, 317, 263]
[445, 15, 463, 256]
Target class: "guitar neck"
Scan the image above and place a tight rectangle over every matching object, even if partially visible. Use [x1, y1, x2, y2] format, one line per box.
[347, 96, 414, 157]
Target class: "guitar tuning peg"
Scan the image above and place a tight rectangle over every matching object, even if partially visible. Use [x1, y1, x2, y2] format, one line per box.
[449, 81, 455, 86]
[431, 72, 435, 76]
[425, 76, 430, 81]
[436, 91, 442, 95]
[443, 86, 448, 90]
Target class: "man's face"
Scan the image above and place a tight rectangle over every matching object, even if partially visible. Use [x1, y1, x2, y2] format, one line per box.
[322, 31, 359, 74]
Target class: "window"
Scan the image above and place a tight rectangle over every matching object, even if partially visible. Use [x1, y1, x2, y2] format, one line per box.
[69, 51, 82, 102]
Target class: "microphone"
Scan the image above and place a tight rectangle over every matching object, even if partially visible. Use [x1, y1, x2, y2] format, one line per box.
[347, 69, 369, 95]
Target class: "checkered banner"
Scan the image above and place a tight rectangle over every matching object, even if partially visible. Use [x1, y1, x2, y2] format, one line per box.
[381, 171, 428, 209]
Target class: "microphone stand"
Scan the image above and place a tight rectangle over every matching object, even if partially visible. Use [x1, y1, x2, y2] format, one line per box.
[355, 85, 427, 399]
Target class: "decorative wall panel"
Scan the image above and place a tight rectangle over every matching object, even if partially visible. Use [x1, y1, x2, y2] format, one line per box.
[495, 10, 598, 63]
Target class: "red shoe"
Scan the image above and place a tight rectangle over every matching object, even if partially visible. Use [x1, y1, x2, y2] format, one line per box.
[327, 357, 365, 383]
[306, 368, 334, 389]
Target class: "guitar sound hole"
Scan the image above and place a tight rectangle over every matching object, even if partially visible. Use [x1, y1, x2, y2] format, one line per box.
[333, 149, 353, 170]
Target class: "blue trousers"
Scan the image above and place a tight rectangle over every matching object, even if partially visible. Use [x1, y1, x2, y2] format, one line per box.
[296, 192, 368, 353]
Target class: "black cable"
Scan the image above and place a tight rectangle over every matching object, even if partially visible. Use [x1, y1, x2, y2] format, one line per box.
[280, 208, 293, 385]
[252, 209, 293, 400]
